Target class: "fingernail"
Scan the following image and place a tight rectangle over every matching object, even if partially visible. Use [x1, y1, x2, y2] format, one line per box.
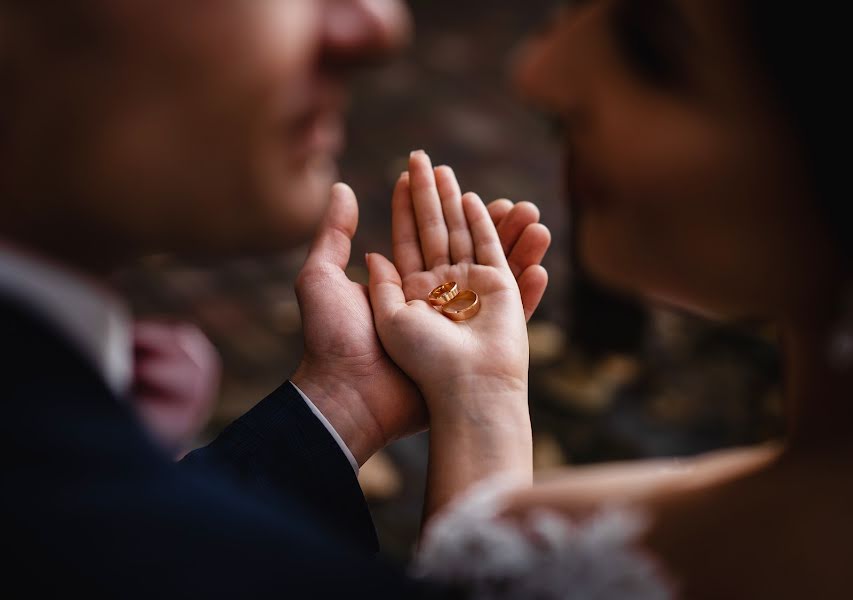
[400, 171, 409, 181]
[410, 149, 425, 158]
[364, 253, 371, 266]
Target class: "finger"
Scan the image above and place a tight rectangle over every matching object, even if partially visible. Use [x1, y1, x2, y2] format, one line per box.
[487, 199, 514, 228]
[409, 151, 450, 268]
[497, 201, 541, 255]
[304, 183, 358, 271]
[391, 172, 424, 277]
[508, 223, 552, 279]
[518, 265, 549, 322]
[366, 252, 407, 322]
[462, 192, 508, 269]
[435, 165, 474, 264]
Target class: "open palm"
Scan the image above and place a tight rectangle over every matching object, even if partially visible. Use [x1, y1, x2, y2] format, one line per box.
[368, 151, 542, 408]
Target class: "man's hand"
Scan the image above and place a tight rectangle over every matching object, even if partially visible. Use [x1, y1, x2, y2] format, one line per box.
[292, 184, 424, 467]
[292, 176, 550, 466]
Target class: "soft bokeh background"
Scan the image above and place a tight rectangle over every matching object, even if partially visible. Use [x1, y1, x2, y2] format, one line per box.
[115, 0, 784, 559]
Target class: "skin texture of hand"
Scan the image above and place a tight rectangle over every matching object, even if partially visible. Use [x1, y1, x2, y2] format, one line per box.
[394, 155, 551, 323]
[370, 151, 534, 407]
[132, 321, 221, 459]
[292, 158, 550, 467]
[291, 184, 425, 468]
[367, 151, 538, 516]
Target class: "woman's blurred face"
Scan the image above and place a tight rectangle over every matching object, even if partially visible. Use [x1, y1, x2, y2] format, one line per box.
[1, 0, 410, 260]
[514, 0, 839, 319]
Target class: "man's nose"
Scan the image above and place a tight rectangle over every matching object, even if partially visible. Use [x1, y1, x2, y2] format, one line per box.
[321, 0, 411, 68]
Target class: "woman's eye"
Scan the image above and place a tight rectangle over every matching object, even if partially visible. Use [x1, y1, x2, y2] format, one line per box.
[608, 0, 692, 89]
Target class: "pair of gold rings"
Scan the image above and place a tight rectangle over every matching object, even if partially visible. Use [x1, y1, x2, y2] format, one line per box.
[428, 282, 481, 322]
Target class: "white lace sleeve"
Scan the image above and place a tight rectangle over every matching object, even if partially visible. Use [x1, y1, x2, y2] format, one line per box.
[412, 477, 675, 600]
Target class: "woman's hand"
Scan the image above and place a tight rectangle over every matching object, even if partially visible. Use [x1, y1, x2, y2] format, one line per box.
[367, 151, 545, 513]
[367, 152, 535, 413]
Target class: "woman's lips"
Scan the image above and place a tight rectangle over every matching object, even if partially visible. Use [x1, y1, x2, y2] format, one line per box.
[566, 150, 605, 212]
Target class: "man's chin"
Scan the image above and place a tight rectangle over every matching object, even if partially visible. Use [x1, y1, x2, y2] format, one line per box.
[161, 158, 338, 260]
[262, 157, 338, 250]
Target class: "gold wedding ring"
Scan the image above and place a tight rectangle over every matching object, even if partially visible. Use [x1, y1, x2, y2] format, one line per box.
[440, 290, 481, 322]
[428, 282, 459, 307]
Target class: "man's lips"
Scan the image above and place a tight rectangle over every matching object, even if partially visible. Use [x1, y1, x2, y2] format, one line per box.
[288, 110, 346, 162]
[279, 77, 350, 161]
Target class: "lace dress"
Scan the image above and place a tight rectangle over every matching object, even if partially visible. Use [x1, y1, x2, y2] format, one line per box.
[413, 477, 675, 599]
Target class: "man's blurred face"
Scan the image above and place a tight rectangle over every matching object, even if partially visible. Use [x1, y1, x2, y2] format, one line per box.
[0, 0, 410, 263]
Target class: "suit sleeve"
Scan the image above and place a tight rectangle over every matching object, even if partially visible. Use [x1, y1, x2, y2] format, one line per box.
[180, 381, 379, 554]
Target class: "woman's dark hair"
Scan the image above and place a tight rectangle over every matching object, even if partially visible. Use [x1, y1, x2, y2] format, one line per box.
[744, 1, 849, 259]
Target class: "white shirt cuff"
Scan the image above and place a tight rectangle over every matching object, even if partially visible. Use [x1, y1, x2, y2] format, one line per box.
[289, 381, 359, 476]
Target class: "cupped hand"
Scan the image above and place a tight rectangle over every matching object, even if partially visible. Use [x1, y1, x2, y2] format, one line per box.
[393, 154, 551, 323]
[367, 151, 543, 415]
[291, 184, 423, 466]
[293, 157, 550, 465]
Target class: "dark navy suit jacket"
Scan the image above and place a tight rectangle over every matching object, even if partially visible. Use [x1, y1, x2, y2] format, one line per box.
[1, 296, 438, 597]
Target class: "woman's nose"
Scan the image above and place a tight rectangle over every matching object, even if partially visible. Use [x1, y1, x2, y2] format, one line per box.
[511, 6, 589, 117]
[511, 37, 557, 112]
[321, 0, 412, 66]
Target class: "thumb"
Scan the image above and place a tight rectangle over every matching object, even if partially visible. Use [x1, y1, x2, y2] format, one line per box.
[366, 252, 407, 322]
[305, 182, 359, 271]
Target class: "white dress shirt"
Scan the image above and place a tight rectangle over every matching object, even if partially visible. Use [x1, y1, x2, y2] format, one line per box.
[0, 244, 358, 474]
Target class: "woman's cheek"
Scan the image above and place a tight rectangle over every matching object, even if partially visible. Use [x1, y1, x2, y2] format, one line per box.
[576, 183, 686, 299]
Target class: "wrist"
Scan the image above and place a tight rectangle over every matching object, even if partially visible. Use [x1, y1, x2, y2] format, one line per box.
[429, 388, 532, 466]
[427, 378, 532, 474]
[424, 390, 533, 516]
[423, 373, 529, 424]
[291, 362, 386, 467]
